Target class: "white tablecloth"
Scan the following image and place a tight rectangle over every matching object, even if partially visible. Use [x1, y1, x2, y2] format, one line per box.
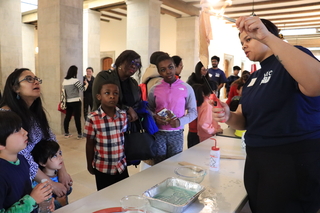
[55, 136, 247, 213]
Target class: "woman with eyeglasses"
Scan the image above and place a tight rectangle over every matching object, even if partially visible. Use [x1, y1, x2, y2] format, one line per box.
[92, 50, 142, 122]
[0, 68, 72, 201]
[62, 65, 88, 139]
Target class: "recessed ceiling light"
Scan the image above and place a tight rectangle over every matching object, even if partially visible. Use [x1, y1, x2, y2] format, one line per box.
[308, 47, 320, 51]
[281, 28, 316, 36]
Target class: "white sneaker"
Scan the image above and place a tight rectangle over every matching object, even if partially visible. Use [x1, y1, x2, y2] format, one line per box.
[64, 134, 73, 139]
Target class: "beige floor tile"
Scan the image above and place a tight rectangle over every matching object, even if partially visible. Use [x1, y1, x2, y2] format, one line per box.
[62, 150, 87, 176]
[59, 145, 74, 154]
[71, 170, 96, 189]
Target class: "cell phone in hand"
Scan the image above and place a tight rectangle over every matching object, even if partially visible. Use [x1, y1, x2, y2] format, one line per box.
[157, 108, 176, 121]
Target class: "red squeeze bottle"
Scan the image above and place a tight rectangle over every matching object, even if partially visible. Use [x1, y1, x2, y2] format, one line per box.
[209, 93, 226, 123]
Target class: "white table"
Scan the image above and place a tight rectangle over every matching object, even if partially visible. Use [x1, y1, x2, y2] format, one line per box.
[55, 136, 247, 213]
[217, 127, 239, 139]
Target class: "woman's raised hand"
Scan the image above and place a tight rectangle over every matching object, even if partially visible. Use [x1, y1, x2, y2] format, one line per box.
[236, 16, 272, 43]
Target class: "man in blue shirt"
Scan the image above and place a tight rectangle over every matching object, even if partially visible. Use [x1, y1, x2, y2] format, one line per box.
[208, 56, 227, 98]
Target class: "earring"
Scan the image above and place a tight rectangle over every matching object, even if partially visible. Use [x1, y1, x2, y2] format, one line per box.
[16, 93, 20, 100]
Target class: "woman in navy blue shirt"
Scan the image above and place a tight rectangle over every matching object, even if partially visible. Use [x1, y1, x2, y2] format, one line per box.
[213, 16, 320, 213]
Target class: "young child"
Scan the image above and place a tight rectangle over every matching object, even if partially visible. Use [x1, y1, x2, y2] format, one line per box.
[0, 111, 53, 213]
[31, 140, 72, 209]
[193, 84, 223, 142]
[148, 54, 197, 164]
[84, 81, 128, 191]
[186, 61, 218, 148]
[229, 82, 244, 112]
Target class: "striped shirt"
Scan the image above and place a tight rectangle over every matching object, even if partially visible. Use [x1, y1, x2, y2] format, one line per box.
[84, 106, 128, 174]
[62, 78, 87, 102]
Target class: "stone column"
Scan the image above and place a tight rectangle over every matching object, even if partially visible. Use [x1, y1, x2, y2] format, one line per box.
[83, 9, 101, 75]
[22, 24, 36, 72]
[176, 16, 199, 82]
[0, 0, 22, 89]
[126, 0, 161, 80]
[37, 0, 83, 134]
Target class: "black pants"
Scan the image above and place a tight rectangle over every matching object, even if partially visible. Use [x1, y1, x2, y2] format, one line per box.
[244, 139, 320, 213]
[187, 131, 200, 148]
[94, 168, 129, 191]
[64, 101, 82, 135]
[83, 96, 93, 121]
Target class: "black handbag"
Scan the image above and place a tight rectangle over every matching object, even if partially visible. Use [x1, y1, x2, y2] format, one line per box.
[124, 119, 156, 161]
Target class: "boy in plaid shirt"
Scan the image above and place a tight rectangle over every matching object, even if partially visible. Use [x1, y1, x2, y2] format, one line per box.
[84, 81, 128, 190]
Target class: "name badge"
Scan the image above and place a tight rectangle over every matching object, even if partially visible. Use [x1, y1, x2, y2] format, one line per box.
[247, 78, 257, 87]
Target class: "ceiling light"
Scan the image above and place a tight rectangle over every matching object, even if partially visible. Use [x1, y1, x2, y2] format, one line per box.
[281, 28, 317, 36]
[308, 47, 320, 51]
[201, 0, 233, 21]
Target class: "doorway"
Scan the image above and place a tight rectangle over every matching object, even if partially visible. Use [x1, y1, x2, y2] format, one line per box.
[102, 57, 113, 70]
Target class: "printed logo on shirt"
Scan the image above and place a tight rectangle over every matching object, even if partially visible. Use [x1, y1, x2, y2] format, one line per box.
[260, 70, 273, 85]
[215, 73, 220, 77]
[247, 78, 257, 87]
[209, 73, 213, 78]
[179, 87, 185, 90]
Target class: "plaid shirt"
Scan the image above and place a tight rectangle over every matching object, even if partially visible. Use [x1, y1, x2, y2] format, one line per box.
[84, 106, 127, 174]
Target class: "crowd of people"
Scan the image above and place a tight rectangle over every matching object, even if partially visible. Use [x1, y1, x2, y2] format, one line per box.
[1, 15, 320, 213]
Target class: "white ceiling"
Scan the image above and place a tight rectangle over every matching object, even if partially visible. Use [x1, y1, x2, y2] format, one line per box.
[21, 0, 320, 48]
[21, 0, 37, 12]
[88, 0, 320, 48]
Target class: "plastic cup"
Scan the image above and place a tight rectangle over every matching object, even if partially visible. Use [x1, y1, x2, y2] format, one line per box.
[120, 195, 148, 213]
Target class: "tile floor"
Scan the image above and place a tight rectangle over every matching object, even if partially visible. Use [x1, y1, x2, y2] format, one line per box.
[56, 123, 251, 212]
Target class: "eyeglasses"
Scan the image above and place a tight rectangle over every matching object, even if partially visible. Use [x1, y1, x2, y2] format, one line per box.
[131, 60, 141, 69]
[19, 75, 42, 84]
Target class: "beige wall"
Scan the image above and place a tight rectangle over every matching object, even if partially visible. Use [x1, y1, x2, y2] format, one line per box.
[100, 17, 127, 64]
[22, 24, 36, 72]
[160, 14, 177, 56]
[99, 13, 177, 73]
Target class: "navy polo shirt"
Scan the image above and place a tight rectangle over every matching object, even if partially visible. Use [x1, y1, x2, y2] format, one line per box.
[208, 68, 227, 85]
[240, 46, 320, 147]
